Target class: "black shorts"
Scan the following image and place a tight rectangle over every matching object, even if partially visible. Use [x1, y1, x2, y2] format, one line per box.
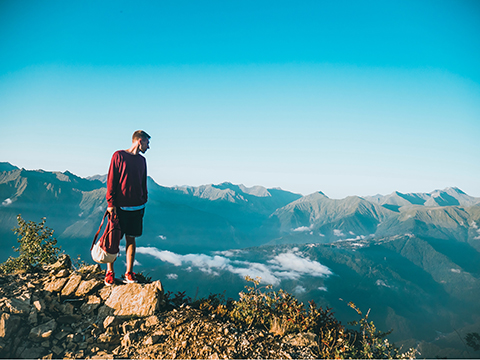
[117, 208, 145, 237]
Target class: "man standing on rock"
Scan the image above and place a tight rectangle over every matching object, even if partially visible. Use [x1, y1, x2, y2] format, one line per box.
[105, 130, 150, 286]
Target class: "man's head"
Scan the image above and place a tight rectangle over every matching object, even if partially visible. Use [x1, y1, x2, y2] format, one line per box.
[132, 130, 151, 154]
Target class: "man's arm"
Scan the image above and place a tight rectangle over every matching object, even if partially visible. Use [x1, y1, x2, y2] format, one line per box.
[143, 157, 148, 203]
[106, 152, 119, 214]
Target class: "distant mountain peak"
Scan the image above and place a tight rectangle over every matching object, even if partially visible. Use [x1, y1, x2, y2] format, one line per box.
[0, 162, 19, 172]
[210, 182, 272, 198]
[445, 186, 466, 195]
[86, 174, 107, 183]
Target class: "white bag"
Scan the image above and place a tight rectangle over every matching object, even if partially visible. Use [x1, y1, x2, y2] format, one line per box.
[91, 241, 118, 264]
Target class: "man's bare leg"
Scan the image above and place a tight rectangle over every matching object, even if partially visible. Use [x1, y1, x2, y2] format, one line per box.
[125, 235, 136, 274]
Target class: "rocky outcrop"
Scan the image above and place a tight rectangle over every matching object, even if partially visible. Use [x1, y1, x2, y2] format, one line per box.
[0, 255, 320, 359]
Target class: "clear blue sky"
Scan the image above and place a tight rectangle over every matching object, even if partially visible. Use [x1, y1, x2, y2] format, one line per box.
[1, 0, 479, 198]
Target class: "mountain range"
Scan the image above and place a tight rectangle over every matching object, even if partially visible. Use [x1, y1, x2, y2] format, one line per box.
[1, 161, 480, 357]
[2, 161, 479, 254]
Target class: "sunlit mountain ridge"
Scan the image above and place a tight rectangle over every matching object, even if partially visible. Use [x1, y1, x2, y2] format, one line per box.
[1, 162, 480, 357]
[1, 162, 480, 255]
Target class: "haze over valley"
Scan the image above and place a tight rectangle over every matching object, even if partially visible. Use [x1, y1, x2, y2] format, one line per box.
[1, 162, 480, 357]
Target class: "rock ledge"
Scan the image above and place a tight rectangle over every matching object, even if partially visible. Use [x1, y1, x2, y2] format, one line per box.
[0, 255, 318, 359]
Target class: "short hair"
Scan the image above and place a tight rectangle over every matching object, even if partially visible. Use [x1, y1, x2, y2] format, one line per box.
[132, 130, 151, 142]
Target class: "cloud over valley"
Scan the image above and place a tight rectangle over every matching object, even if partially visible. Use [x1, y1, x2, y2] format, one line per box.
[136, 247, 333, 286]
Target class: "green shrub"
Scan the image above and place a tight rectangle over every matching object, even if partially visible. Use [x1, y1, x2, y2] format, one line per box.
[229, 276, 313, 334]
[466, 332, 480, 352]
[194, 291, 231, 317]
[347, 302, 417, 359]
[0, 215, 61, 274]
[162, 290, 193, 310]
[196, 276, 417, 359]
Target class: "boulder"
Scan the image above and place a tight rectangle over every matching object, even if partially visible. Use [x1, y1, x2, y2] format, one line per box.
[0, 312, 21, 339]
[80, 295, 101, 315]
[103, 281, 163, 317]
[44, 277, 69, 293]
[28, 308, 38, 326]
[75, 278, 103, 297]
[56, 269, 70, 278]
[98, 286, 113, 301]
[4, 297, 31, 316]
[28, 319, 57, 341]
[78, 264, 102, 278]
[61, 273, 83, 297]
[44, 254, 72, 272]
[17, 346, 46, 359]
[33, 299, 46, 312]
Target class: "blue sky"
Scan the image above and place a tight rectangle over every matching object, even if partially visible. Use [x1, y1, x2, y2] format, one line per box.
[1, 0, 479, 198]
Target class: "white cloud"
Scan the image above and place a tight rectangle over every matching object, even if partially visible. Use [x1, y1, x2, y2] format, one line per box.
[336, 235, 367, 243]
[167, 273, 178, 280]
[351, 242, 366, 248]
[1, 198, 12, 206]
[137, 247, 333, 286]
[376, 279, 392, 288]
[228, 261, 280, 285]
[471, 222, 480, 239]
[183, 254, 230, 269]
[215, 250, 234, 257]
[136, 248, 183, 266]
[158, 235, 167, 240]
[293, 285, 306, 294]
[268, 252, 332, 277]
[293, 225, 312, 232]
[333, 229, 344, 237]
[349, 231, 355, 235]
[318, 286, 327, 291]
[213, 249, 243, 257]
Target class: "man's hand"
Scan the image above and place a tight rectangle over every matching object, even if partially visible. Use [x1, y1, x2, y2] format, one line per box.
[107, 206, 116, 216]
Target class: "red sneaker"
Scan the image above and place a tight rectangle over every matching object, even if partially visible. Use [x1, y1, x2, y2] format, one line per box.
[124, 272, 138, 284]
[105, 271, 115, 286]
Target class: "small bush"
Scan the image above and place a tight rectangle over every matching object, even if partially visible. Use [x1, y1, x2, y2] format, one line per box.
[229, 276, 315, 334]
[466, 332, 480, 352]
[0, 215, 61, 274]
[347, 302, 418, 359]
[194, 276, 418, 359]
[228, 276, 353, 357]
[162, 290, 193, 310]
[194, 292, 232, 318]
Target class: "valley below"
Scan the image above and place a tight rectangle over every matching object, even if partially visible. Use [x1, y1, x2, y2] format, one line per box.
[1, 162, 480, 358]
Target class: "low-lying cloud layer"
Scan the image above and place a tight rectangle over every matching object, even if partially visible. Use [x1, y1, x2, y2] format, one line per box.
[1, 198, 12, 206]
[471, 221, 480, 240]
[136, 247, 333, 286]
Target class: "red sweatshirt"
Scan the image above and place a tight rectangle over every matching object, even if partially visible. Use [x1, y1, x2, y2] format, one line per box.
[106, 150, 148, 208]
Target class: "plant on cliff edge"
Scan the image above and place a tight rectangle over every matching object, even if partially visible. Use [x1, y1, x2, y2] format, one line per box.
[0, 215, 61, 274]
[347, 302, 418, 359]
[230, 276, 312, 334]
[466, 332, 480, 352]
[225, 276, 418, 359]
